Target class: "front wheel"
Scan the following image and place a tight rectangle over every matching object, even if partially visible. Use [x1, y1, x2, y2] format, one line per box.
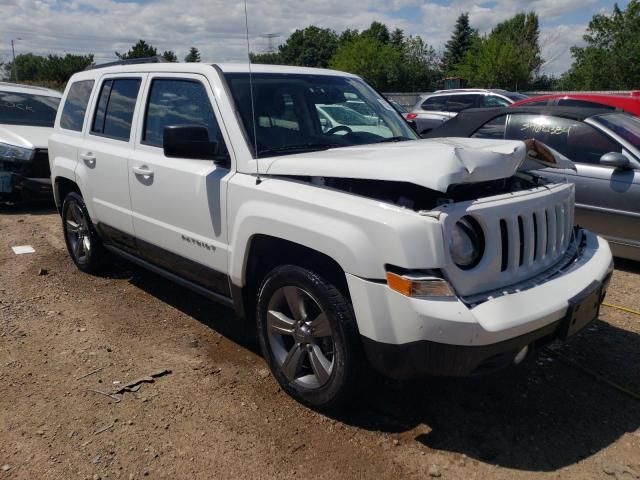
[256, 265, 365, 409]
[62, 192, 107, 273]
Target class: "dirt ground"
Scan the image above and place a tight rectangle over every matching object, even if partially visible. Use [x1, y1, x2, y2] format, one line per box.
[1, 204, 639, 480]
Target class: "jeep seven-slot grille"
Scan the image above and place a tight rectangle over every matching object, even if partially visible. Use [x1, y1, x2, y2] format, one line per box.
[498, 199, 573, 272]
[441, 183, 576, 298]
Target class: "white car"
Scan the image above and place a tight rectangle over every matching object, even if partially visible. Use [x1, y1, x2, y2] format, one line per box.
[0, 82, 61, 201]
[49, 61, 612, 409]
[407, 88, 527, 135]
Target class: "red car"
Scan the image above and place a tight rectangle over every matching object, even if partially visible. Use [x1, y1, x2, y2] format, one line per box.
[511, 92, 640, 116]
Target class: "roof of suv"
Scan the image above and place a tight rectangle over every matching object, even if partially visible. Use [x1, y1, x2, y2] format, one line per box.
[0, 82, 62, 97]
[68, 62, 357, 81]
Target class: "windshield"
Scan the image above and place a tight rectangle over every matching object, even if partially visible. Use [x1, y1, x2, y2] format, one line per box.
[594, 113, 640, 149]
[223, 73, 417, 157]
[0, 91, 60, 127]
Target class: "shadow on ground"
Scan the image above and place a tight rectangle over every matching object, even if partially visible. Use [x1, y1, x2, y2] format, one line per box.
[0, 201, 57, 216]
[106, 259, 640, 473]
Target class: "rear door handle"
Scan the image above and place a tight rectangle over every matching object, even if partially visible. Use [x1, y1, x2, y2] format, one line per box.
[132, 165, 154, 178]
[80, 152, 96, 167]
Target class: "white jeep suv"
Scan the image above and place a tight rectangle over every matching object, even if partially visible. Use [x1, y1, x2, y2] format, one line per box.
[49, 61, 612, 409]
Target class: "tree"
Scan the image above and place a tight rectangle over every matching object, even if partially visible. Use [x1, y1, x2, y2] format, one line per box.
[399, 36, 441, 92]
[115, 40, 158, 60]
[162, 50, 177, 62]
[563, 1, 640, 89]
[491, 12, 543, 78]
[389, 28, 405, 49]
[338, 28, 360, 46]
[454, 12, 542, 89]
[441, 13, 477, 74]
[330, 36, 402, 90]
[3, 53, 93, 83]
[454, 34, 530, 89]
[249, 52, 282, 64]
[361, 21, 390, 44]
[279, 26, 339, 67]
[184, 47, 201, 62]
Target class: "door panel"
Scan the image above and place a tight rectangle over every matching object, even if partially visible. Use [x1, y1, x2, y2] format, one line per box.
[128, 74, 232, 294]
[78, 76, 145, 249]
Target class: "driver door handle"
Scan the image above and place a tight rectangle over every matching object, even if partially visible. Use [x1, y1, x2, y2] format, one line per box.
[80, 152, 96, 167]
[132, 165, 154, 177]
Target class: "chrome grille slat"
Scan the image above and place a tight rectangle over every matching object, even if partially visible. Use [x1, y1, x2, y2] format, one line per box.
[546, 207, 557, 257]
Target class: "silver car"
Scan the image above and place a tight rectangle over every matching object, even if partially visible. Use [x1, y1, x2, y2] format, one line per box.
[425, 106, 640, 261]
[407, 89, 527, 135]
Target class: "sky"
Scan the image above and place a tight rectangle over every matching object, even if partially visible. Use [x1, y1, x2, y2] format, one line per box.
[0, 0, 629, 76]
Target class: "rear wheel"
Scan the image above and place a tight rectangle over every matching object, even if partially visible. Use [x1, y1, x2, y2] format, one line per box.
[62, 192, 106, 273]
[256, 265, 364, 409]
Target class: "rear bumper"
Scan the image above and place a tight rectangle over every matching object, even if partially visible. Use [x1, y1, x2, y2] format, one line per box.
[347, 231, 613, 379]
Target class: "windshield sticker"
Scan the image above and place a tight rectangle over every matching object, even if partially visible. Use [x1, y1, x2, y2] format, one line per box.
[1, 101, 34, 112]
[520, 122, 569, 135]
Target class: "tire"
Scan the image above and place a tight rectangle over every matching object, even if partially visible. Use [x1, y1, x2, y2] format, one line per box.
[256, 265, 365, 409]
[61, 192, 107, 273]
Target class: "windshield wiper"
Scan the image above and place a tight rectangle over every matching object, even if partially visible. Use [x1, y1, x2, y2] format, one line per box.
[258, 143, 343, 157]
[377, 136, 413, 143]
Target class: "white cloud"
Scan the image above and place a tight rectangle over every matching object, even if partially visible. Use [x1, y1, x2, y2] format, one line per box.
[0, 0, 600, 75]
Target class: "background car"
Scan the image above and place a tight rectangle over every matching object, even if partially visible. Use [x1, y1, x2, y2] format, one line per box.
[424, 106, 640, 260]
[406, 88, 528, 135]
[0, 82, 61, 202]
[511, 92, 640, 116]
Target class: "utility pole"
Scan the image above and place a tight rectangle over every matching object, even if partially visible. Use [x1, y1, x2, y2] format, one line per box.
[11, 38, 21, 82]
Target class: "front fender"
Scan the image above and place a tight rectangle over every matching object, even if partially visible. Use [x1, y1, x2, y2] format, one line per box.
[227, 175, 446, 286]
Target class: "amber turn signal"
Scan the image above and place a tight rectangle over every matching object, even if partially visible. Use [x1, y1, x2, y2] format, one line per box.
[386, 272, 455, 298]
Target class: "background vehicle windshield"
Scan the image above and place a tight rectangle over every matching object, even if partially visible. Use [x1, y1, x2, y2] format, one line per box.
[0, 92, 60, 127]
[593, 113, 640, 149]
[224, 73, 417, 157]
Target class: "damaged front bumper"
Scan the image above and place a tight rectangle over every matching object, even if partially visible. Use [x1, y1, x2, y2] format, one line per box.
[347, 230, 613, 379]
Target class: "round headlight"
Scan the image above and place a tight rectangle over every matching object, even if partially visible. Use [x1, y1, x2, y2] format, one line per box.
[450, 215, 484, 270]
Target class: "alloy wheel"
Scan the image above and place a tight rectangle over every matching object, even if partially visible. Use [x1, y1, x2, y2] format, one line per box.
[65, 201, 91, 264]
[266, 286, 335, 389]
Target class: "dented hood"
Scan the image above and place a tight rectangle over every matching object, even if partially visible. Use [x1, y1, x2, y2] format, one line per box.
[264, 137, 536, 193]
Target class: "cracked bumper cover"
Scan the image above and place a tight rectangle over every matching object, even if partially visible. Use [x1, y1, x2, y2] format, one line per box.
[347, 231, 613, 379]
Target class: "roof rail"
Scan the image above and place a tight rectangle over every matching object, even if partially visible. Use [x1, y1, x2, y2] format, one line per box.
[84, 56, 169, 71]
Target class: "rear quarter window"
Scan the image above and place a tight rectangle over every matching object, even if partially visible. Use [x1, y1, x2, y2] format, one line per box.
[60, 80, 94, 131]
[91, 78, 141, 141]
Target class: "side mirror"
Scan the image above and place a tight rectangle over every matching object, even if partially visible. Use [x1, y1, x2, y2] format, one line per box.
[163, 125, 218, 161]
[600, 152, 630, 169]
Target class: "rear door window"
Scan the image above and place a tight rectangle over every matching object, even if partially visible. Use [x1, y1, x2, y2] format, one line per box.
[91, 78, 141, 141]
[480, 95, 510, 107]
[421, 96, 448, 111]
[446, 94, 478, 112]
[472, 115, 508, 139]
[60, 80, 94, 131]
